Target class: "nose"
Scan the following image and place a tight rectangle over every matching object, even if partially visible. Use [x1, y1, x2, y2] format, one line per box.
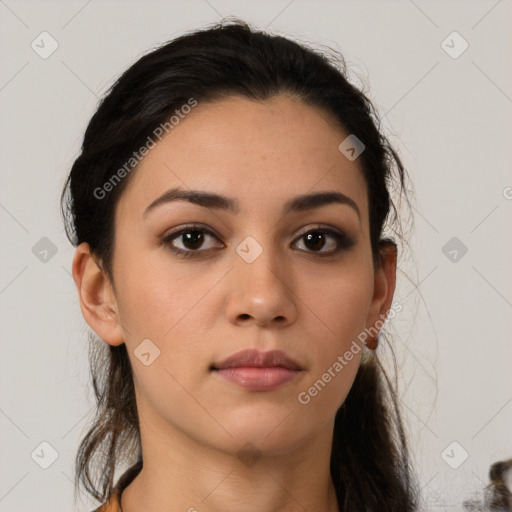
[225, 238, 298, 328]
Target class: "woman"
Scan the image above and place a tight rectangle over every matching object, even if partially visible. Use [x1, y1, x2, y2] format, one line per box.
[62, 18, 418, 512]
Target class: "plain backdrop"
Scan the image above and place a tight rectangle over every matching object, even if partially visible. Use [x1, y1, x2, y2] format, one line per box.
[0, 1, 511, 511]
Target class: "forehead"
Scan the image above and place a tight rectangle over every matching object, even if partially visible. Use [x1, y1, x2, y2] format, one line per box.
[117, 95, 368, 224]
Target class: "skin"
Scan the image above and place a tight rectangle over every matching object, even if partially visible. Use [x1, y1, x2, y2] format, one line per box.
[72, 95, 397, 512]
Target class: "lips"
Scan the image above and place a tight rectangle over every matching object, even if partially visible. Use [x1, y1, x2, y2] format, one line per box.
[210, 349, 303, 391]
[210, 349, 303, 371]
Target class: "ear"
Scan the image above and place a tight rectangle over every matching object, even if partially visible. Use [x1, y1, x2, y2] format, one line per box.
[364, 240, 397, 350]
[71, 242, 125, 347]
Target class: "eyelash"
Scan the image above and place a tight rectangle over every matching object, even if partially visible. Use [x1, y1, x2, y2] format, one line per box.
[161, 224, 355, 259]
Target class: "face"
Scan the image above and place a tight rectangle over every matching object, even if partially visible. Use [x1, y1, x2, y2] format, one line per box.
[87, 95, 387, 457]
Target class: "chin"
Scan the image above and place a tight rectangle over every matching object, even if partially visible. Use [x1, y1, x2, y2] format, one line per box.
[208, 410, 315, 456]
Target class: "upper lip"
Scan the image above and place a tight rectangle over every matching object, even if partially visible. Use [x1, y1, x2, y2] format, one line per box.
[211, 349, 303, 371]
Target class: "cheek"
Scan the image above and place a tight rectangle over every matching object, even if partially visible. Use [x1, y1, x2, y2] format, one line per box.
[114, 249, 203, 339]
[308, 265, 373, 344]
[299, 267, 372, 406]
[113, 254, 217, 393]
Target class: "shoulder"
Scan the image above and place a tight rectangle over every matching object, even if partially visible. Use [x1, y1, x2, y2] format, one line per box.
[89, 491, 121, 512]
[89, 489, 122, 511]
[89, 460, 142, 512]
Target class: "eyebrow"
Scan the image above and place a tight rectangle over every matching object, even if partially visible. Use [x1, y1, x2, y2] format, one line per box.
[143, 187, 361, 220]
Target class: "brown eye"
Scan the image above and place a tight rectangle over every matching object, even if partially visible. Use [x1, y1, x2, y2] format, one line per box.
[293, 228, 354, 255]
[162, 225, 223, 258]
[303, 232, 331, 251]
[179, 230, 206, 250]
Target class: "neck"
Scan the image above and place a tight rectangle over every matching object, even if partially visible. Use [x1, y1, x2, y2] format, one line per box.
[121, 410, 339, 512]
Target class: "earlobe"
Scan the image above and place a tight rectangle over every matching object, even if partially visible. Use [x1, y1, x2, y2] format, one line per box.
[71, 242, 125, 347]
[364, 240, 398, 350]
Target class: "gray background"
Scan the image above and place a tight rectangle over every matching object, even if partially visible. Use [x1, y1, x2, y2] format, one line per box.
[0, 1, 511, 511]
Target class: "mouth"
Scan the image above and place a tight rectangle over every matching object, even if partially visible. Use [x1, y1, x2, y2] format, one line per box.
[210, 349, 303, 391]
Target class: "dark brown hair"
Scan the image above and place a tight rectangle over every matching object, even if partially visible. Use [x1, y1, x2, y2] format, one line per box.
[485, 459, 512, 510]
[61, 18, 418, 511]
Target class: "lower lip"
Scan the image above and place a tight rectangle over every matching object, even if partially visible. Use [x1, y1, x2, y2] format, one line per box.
[212, 366, 301, 391]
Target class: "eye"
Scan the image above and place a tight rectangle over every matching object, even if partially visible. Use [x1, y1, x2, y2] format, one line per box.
[293, 227, 354, 255]
[162, 225, 223, 258]
[162, 224, 354, 259]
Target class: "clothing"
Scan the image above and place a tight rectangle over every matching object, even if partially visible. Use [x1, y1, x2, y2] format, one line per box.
[91, 460, 142, 512]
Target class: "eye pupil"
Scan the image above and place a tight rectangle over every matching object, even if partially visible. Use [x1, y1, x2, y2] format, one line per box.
[304, 232, 325, 251]
[165, 226, 348, 259]
[183, 231, 204, 250]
